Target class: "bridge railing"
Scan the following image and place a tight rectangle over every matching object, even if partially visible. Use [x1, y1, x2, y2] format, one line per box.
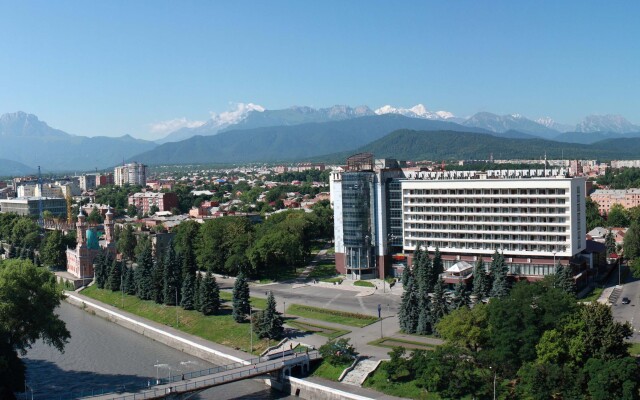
[107, 351, 320, 400]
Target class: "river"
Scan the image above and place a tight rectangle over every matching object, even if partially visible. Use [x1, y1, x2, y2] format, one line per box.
[21, 302, 293, 400]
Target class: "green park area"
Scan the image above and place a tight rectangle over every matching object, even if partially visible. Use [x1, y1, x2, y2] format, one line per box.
[287, 320, 350, 340]
[286, 304, 378, 328]
[82, 286, 271, 354]
[369, 337, 436, 351]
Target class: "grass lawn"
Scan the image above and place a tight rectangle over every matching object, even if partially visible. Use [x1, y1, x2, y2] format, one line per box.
[326, 247, 335, 255]
[369, 337, 436, 351]
[287, 320, 350, 340]
[580, 286, 604, 302]
[81, 286, 270, 354]
[219, 290, 268, 309]
[629, 342, 640, 356]
[311, 360, 351, 381]
[287, 304, 377, 328]
[321, 277, 343, 284]
[354, 280, 375, 288]
[308, 259, 338, 279]
[363, 363, 441, 399]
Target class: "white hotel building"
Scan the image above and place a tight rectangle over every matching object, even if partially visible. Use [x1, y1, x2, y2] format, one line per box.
[331, 154, 589, 286]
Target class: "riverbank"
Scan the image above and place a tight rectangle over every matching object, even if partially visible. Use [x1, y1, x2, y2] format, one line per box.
[64, 291, 399, 399]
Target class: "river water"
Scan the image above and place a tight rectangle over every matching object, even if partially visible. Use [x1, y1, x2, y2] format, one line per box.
[21, 302, 292, 400]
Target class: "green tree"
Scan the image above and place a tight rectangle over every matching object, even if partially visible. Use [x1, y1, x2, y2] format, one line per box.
[318, 338, 357, 366]
[489, 250, 510, 298]
[430, 278, 449, 328]
[127, 204, 138, 217]
[232, 271, 250, 322]
[173, 220, 200, 276]
[11, 218, 40, 248]
[194, 272, 202, 311]
[486, 281, 577, 375]
[124, 265, 136, 295]
[471, 257, 490, 301]
[180, 272, 196, 310]
[163, 245, 181, 306]
[398, 274, 419, 334]
[256, 291, 284, 339]
[623, 220, 640, 260]
[40, 230, 67, 269]
[117, 224, 137, 261]
[135, 239, 154, 300]
[87, 206, 103, 224]
[605, 229, 616, 255]
[382, 347, 412, 381]
[583, 357, 640, 400]
[94, 250, 106, 289]
[553, 263, 576, 296]
[108, 259, 123, 292]
[0, 259, 70, 394]
[200, 271, 220, 316]
[451, 281, 470, 309]
[607, 203, 630, 227]
[151, 255, 165, 304]
[436, 303, 489, 353]
[586, 197, 605, 231]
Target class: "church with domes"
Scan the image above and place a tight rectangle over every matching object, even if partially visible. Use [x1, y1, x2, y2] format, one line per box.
[66, 206, 116, 281]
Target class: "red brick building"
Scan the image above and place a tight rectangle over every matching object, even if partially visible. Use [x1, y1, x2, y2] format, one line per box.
[128, 192, 179, 215]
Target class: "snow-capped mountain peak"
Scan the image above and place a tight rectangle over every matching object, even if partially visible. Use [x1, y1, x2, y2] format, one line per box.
[374, 104, 456, 120]
[575, 114, 640, 133]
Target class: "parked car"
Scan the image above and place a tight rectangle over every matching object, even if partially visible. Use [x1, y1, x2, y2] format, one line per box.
[621, 297, 630, 304]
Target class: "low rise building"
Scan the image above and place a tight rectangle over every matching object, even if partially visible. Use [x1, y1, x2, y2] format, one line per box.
[590, 189, 640, 215]
[0, 197, 67, 217]
[129, 192, 179, 215]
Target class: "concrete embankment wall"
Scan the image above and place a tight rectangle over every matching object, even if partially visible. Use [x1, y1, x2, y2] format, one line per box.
[64, 294, 246, 366]
[65, 293, 375, 400]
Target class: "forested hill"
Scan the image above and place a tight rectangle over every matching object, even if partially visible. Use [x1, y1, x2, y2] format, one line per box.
[348, 129, 640, 161]
[128, 114, 492, 165]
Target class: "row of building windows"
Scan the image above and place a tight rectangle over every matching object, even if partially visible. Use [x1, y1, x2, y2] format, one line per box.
[405, 198, 566, 205]
[406, 239, 568, 254]
[405, 206, 569, 215]
[405, 223, 567, 233]
[405, 188, 567, 196]
[405, 231, 568, 243]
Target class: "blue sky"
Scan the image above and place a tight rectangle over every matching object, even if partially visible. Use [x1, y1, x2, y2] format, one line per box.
[1, 1, 639, 140]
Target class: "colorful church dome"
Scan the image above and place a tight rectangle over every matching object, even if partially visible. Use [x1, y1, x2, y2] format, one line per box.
[86, 228, 100, 250]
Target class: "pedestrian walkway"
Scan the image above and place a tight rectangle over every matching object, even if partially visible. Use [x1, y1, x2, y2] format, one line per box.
[341, 359, 381, 386]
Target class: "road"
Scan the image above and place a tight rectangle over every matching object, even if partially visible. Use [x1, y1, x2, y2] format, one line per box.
[610, 271, 640, 342]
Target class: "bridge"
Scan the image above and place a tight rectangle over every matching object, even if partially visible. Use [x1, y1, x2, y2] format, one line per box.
[75, 350, 321, 400]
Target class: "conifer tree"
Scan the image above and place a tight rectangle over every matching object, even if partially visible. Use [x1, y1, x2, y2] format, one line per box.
[194, 272, 202, 311]
[554, 263, 576, 296]
[489, 250, 510, 298]
[257, 291, 284, 339]
[8, 244, 16, 259]
[232, 271, 251, 322]
[94, 250, 105, 288]
[152, 255, 165, 304]
[431, 247, 444, 288]
[399, 274, 419, 333]
[124, 265, 136, 295]
[135, 240, 154, 300]
[413, 246, 433, 334]
[430, 278, 449, 327]
[451, 281, 470, 309]
[200, 271, 220, 316]
[471, 257, 490, 301]
[180, 272, 196, 310]
[163, 245, 181, 306]
[108, 259, 122, 292]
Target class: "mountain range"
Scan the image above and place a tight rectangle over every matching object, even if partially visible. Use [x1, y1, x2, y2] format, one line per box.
[0, 112, 156, 171]
[1, 106, 640, 173]
[156, 104, 640, 144]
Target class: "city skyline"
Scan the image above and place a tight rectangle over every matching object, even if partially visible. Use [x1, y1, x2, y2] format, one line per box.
[2, 1, 640, 140]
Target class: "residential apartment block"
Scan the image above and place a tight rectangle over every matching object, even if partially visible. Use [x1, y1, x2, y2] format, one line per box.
[114, 162, 147, 186]
[331, 153, 588, 286]
[128, 192, 178, 215]
[590, 189, 640, 215]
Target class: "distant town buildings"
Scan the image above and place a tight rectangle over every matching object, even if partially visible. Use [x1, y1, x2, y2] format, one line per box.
[128, 192, 178, 215]
[114, 162, 147, 186]
[0, 197, 67, 217]
[590, 189, 640, 215]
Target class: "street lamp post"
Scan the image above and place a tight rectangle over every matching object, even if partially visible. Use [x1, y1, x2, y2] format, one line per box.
[283, 300, 286, 319]
[490, 366, 496, 400]
[120, 270, 124, 309]
[244, 301, 253, 353]
[175, 288, 179, 327]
